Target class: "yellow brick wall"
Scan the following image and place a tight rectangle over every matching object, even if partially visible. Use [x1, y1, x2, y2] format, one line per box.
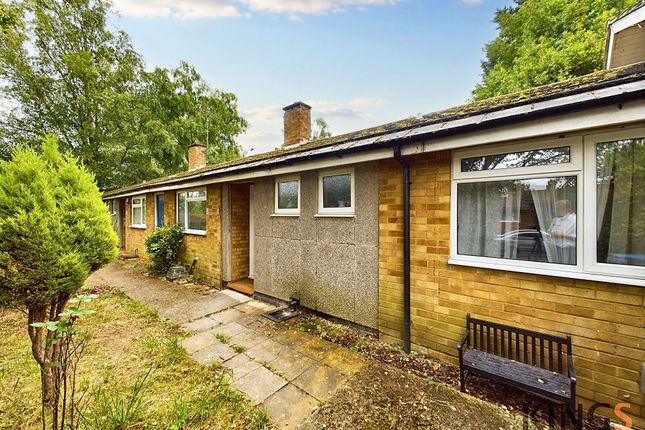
[230, 184, 250, 281]
[123, 193, 155, 258]
[122, 186, 222, 285]
[378, 151, 645, 423]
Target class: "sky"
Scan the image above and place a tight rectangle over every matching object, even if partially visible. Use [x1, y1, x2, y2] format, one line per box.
[111, 0, 514, 155]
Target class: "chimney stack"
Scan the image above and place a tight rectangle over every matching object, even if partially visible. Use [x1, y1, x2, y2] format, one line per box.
[188, 142, 206, 171]
[283, 102, 311, 147]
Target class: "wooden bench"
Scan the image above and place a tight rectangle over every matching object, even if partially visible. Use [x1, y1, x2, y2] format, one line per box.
[458, 314, 577, 425]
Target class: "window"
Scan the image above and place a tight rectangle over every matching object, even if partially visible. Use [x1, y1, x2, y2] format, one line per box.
[586, 130, 645, 279]
[452, 132, 645, 285]
[274, 176, 300, 215]
[318, 169, 354, 216]
[154, 193, 165, 228]
[131, 196, 146, 228]
[177, 189, 207, 234]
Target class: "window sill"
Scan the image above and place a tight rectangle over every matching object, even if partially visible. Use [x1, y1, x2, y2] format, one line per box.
[448, 258, 645, 287]
[130, 225, 146, 229]
[314, 213, 355, 218]
[183, 230, 207, 236]
[271, 213, 300, 217]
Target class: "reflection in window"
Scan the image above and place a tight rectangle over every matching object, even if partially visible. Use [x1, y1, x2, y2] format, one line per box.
[322, 174, 351, 208]
[177, 189, 207, 233]
[461, 146, 570, 172]
[277, 180, 299, 210]
[457, 176, 577, 265]
[597, 138, 645, 267]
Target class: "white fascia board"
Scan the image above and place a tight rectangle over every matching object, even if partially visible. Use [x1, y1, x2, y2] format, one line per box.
[104, 82, 645, 200]
[610, 4, 645, 33]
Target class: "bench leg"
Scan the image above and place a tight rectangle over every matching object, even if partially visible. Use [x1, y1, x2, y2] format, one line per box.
[459, 368, 466, 392]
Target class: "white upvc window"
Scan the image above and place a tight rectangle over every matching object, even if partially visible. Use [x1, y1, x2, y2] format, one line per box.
[176, 188, 207, 235]
[131, 196, 146, 228]
[317, 168, 355, 216]
[450, 131, 645, 286]
[274, 175, 300, 216]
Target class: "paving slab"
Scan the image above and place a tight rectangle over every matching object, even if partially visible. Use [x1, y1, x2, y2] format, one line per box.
[319, 345, 365, 376]
[273, 330, 314, 348]
[262, 384, 318, 429]
[245, 338, 287, 364]
[269, 348, 316, 381]
[228, 327, 268, 350]
[234, 366, 288, 405]
[192, 342, 237, 365]
[296, 337, 344, 362]
[219, 289, 252, 302]
[181, 331, 218, 355]
[211, 321, 247, 339]
[292, 363, 346, 401]
[209, 308, 246, 325]
[181, 316, 221, 333]
[223, 353, 262, 380]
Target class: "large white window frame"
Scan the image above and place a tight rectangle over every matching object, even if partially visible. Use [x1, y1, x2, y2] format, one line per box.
[450, 132, 645, 286]
[176, 188, 207, 235]
[317, 168, 355, 217]
[130, 196, 146, 228]
[273, 175, 300, 216]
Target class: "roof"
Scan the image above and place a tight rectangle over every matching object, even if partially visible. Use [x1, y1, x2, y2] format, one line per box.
[103, 61, 645, 199]
[609, 0, 645, 26]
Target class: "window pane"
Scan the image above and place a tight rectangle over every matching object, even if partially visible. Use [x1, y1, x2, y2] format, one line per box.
[187, 200, 207, 231]
[178, 193, 186, 229]
[132, 206, 143, 225]
[187, 190, 206, 199]
[596, 138, 645, 267]
[457, 176, 577, 265]
[322, 174, 351, 208]
[461, 146, 570, 172]
[277, 181, 298, 209]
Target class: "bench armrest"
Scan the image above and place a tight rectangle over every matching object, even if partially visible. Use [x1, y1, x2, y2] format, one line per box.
[458, 330, 470, 355]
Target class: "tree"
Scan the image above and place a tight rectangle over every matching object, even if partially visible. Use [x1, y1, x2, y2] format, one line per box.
[312, 117, 332, 140]
[473, 0, 638, 100]
[0, 136, 118, 420]
[0, 0, 247, 191]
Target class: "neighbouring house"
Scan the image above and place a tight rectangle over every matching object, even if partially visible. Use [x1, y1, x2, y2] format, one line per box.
[104, 5, 645, 425]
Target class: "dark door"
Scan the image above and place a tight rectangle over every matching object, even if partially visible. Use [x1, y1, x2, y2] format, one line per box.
[155, 194, 165, 227]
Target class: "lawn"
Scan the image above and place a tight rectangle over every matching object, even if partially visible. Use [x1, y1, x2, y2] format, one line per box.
[0, 287, 271, 430]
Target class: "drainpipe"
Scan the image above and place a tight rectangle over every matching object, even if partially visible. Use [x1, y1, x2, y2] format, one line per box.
[393, 146, 411, 354]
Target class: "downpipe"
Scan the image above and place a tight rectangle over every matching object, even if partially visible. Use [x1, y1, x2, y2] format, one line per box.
[393, 146, 411, 354]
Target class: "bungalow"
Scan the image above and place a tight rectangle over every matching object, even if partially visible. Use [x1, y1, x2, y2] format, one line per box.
[104, 5, 645, 425]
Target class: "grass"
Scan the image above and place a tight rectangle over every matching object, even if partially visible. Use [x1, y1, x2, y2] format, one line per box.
[214, 332, 246, 353]
[0, 288, 271, 430]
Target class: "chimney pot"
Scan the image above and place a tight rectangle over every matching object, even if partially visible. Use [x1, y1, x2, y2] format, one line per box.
[283, 102, 311, 147]
[188, 142, 206, 171]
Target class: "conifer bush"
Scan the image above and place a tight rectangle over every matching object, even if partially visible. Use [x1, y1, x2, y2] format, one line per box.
[0, 136, 118, 426]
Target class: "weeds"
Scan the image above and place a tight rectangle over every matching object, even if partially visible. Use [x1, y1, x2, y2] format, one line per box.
[214, 332, 246, 353]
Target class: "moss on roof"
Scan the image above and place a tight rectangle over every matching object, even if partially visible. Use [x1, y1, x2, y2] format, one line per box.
[104, 62, 645, 198]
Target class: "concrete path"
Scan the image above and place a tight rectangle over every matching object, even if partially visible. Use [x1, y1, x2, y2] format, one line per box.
[88, 261, 365, 429]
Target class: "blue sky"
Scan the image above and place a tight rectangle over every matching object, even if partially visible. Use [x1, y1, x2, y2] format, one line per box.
[112, 0, 514, 154]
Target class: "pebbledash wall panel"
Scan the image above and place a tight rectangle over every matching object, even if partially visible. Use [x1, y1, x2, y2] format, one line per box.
[251, 161, 380, 329]
[378, 148, 645, 425]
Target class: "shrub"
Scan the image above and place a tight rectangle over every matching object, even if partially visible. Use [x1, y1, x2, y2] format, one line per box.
[145, 225, 184, 275]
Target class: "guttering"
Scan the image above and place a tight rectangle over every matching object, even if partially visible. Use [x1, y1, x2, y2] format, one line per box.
[393, 145, 411, 354]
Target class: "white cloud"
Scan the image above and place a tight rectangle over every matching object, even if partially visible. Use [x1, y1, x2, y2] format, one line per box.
[350, 97, 385, 107]
[240, 0, 400, 15]
[307, 100, 362, 119]
[113, 0, 400, 19]
[112, 0, 240, 19]
[241, 105, 284, 123]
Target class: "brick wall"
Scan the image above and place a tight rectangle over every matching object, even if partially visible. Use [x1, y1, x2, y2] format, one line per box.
[230, 183, 250, 281]
[122, 186, 222, 285]
[378, 151, 645, 423]
[123, 193, 155, 258]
